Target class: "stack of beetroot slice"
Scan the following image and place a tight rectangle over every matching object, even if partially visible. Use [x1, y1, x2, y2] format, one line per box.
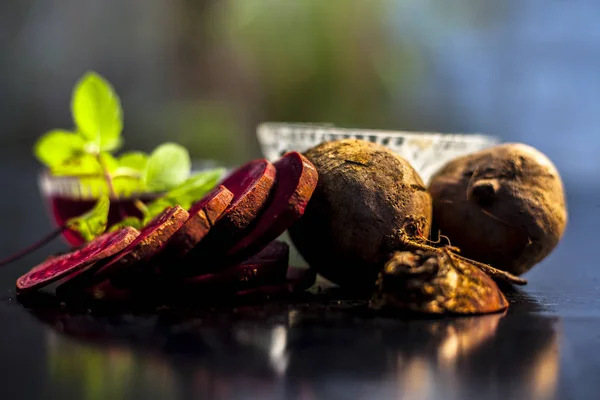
[16, 151, 319, 305]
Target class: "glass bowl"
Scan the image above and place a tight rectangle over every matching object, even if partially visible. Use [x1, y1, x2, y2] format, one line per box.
[38, 172, 162, 247]
[256, 122, 499, 184]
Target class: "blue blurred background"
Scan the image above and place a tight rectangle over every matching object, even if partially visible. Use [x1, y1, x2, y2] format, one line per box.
[0, 0, 597, 256]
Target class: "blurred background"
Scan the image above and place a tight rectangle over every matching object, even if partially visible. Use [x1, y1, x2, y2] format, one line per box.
[0, 3, 599, 399]
[0, 0, 598, 256]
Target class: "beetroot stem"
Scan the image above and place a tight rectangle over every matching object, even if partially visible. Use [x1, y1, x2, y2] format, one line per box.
[96, 153, 127, 220]
[0, 225, 67, 267]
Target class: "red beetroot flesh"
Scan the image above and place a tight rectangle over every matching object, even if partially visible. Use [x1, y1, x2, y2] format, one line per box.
[227, 152, 318, 262]
[218, 158, 276, 233]
[59, 206, 189, 290]
[162, 185, 233, 259]
[16, 227, 140, 293]
[181, 241, 290, 290]
[187, 159, 276, 264]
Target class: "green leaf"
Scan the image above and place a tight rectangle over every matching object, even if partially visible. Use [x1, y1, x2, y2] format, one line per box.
[51, 153, 102, 176]
[139, 168, 224, 224]
[112, 178, 146, 198]
[99, 152, 119, 173]
[102, 136, 123, 153]
[163, 168, 225, 210]
[117, 151, 148, 172]
[108, 216, 142, 232]
[110, 152, 149, 196]
[71, 71, 123, 152]
[34, 130, 86, 167]
[66, 195, 110, 241]
[145, 143, 191, 191]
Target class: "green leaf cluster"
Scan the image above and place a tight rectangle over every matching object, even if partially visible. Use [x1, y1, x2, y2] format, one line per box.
[34, 71, 225, 241]
[108, 168, 225, 231]
[65, 196, 110, 242]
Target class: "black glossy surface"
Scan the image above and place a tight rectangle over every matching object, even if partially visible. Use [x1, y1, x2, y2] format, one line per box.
[0, 159, 597, 400]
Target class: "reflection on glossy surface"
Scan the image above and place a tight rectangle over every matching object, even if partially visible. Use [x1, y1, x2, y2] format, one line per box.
[436, 312, 503, 366]
[47, 331, 178, 400]
[18, 290, 561, 400]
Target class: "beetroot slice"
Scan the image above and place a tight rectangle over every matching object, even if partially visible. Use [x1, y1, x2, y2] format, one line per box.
[181, 241, 289, 290]
[187, 159, 276, 262]
[220, 159, 276, 227]
[162, 185, 233, 259]
[16, 227, 140, 293]
[97, 205, 189, 273]
[246, 240, 289, 262]
[226, 152, 318, 262]
[58, 206, 189, 290]
[234, 272, 317, 300]
[232, 267, 316, 300]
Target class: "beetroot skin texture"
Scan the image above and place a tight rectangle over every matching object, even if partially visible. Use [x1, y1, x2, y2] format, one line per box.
[227, 152, 318, 261]
[16, 227, 140, 292]
[163, 185, 234, 259]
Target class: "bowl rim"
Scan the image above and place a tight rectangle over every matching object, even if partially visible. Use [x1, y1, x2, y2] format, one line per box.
[37, 170, 164, 200]
[257, 122, 500, 144]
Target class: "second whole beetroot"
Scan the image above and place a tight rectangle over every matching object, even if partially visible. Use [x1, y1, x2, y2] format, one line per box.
[428, 143, 568, 276]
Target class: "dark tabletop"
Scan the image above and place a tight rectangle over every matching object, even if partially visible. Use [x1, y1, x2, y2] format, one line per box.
[0, 158, 597, 400]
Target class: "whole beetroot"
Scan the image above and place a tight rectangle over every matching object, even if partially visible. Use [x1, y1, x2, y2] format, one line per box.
[288, 139, 432, 292]
[428, 143, 567, 276]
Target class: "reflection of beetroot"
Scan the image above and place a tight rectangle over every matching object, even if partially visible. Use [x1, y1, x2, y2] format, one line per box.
[187, 159, 276, 263]
[181, 241, 290, 291]
[58, 206, 189, 291]
[16, 227, 140, 293]
[226, 152, 318, 263]
[161, 185, 233, 259]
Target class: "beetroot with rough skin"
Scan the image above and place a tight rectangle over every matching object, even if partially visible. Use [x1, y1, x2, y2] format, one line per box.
[288, 139, 432, 292]
[162, 185, 233, 260]
[428, 143, 568, 276]
[16, 227, 140, 293]
[186, 159, 276, 262]
[226, 152, 318, 262]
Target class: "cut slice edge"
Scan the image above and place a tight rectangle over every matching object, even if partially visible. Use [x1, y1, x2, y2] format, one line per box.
[16, 226, 140, 293]
[162, 185, 234, 259]
[181, 241, 290, 289]
[227, 152, 318, 262]
[57, 205, 189, 292]
[185, 158, 276, 265]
